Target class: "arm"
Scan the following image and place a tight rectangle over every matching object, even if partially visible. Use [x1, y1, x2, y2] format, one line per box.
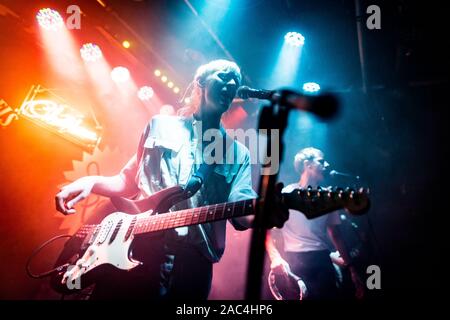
[327, 217, 365, 299]
[56, 122, 151, 215]
[55, 155, 139, 215]
[227, 151, 257, 229]
[327, 224, 353, 267]
[266, 230, 291, 276]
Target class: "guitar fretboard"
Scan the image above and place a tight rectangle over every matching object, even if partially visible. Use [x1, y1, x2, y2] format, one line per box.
[132, 199, 255, 236]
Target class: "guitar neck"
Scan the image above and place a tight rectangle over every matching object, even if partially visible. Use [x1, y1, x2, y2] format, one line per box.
[132, 199, 255, 236]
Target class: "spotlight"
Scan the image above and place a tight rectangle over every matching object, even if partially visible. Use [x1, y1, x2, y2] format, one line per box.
[161, 76, 168, 83]
[36, 8, 64, 30]
[137, 86, 154, 101]
[111, 67, 130, 83]
[167, 81, 174, 88]
[122, 40, 131, 49]
[80, 43, 102, 62]
[173, 87, 180, 94]
[159, 104, 175, 115]
[154, 69, 161, 77]
[284, 32, 305, 47]
[184, 97, 191, 104]
[302, 82, 320, 93]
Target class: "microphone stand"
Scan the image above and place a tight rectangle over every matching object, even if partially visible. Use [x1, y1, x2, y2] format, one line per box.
[244, 90, 338, 299]
[244, 91, 291, 300]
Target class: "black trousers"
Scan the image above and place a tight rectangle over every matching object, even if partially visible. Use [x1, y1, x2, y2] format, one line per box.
[89, 240, 213, 300]
[285, 250, 339, 300]
[160, 244, 213, 300]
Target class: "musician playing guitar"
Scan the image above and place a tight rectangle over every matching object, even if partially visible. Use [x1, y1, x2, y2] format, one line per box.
[55, 59, 289, 300]
[266, 147, 365, 300]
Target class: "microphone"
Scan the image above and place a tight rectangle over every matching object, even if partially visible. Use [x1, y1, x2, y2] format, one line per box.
[237, 86, 275, 100]
[236, 86, 339, 120]
[329, 170, 360, 180]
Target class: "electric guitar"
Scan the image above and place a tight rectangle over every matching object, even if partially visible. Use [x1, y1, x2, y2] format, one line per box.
[50, 185, 369, 294]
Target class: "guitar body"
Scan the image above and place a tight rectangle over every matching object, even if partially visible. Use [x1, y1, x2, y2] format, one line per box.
[51, 186, 184, 294]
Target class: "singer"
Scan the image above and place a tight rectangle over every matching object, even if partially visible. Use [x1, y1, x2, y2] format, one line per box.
[266, 147, 365, 300]
[54, 59, 288, 300]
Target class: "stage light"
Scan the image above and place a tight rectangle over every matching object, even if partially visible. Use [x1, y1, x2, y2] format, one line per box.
[184, 97, 191, 104]
[80, 43, 102, 62]
[284, 32, 305, 47]
[161, 76, 168, 83]
[302, 82, 321, 93]
[36, 8, 64, 30]
[137, 86, 154, 101]
[154, 69, 161, 77]
[159, 104, 175, 115]
[111, 67, 130, 83]
[122, 40, 131, 49]
[173, 87, 180, 94]
[167, 81, 174, 88]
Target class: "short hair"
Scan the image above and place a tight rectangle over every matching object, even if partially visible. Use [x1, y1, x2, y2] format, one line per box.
[178, 59, 242, 117]
[293, 147, 324, 174]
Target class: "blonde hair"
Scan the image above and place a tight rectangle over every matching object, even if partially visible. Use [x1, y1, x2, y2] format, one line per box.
[294, 147, 324, 173]
[178, 59, 241, 117]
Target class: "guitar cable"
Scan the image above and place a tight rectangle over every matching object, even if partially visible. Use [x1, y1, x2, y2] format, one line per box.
[26, 234, 72, 279]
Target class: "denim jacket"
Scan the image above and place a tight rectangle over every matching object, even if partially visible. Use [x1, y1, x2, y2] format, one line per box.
[121, 115, 256, 263]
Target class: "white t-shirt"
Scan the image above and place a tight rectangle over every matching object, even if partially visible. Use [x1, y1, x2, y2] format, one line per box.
[281, 183, 341, 253]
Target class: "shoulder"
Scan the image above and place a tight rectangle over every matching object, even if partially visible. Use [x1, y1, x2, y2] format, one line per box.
[143, 115, 192, 151]
[281, 183, 300, 194]
[150, 115, 192, 139]
[149, 114, 191, 129]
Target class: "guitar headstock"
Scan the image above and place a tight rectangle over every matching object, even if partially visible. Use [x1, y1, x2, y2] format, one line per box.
[282, 186, 370, 219]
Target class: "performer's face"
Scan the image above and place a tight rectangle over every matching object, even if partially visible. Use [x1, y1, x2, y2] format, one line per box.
[203, 68, 240, 114]
[305, 156, 329, 182]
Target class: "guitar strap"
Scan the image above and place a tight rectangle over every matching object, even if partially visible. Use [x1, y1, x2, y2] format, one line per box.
[181, 125, 225, 199]
[182, 161, 216, 199]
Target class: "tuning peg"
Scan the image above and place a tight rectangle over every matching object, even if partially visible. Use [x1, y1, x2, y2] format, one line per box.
[358, 187, 369, 194]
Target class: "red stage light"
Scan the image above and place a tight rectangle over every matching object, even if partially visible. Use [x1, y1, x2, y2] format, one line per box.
[80, 43, 103, 62]
[36, 8, 64, 30]
[111, 67, 130, 83]
[137, 86, 154, 101]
